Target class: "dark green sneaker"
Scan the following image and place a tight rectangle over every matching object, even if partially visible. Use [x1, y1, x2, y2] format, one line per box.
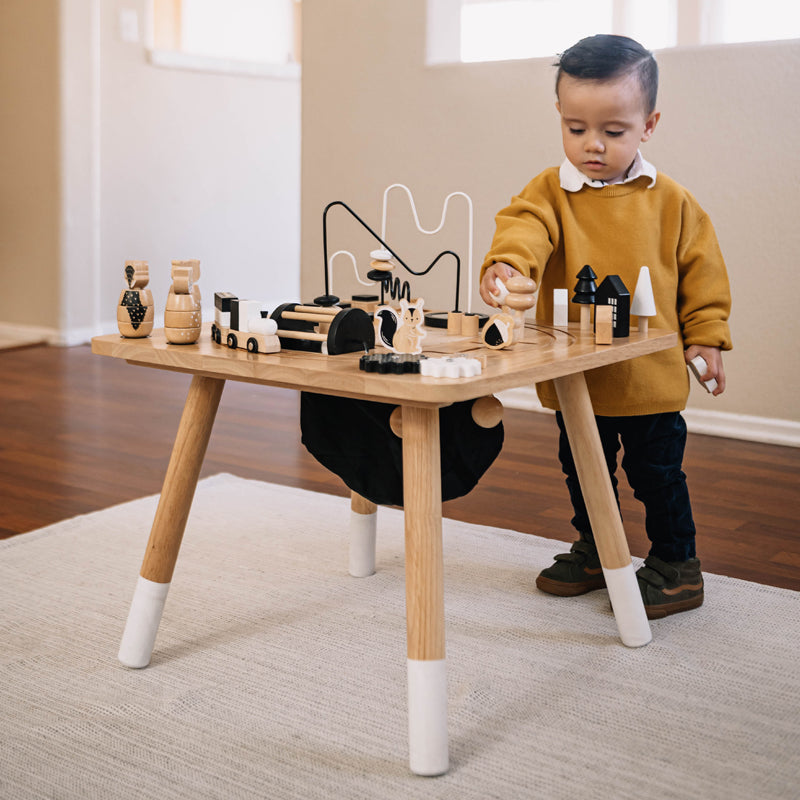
[536, 539, 606, 596]
[636, 556, 704, 619]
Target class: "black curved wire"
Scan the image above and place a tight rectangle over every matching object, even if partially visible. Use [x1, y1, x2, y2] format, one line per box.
[322, 200, 461, 311]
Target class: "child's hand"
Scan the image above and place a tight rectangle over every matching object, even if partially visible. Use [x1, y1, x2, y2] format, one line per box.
[684, 345, 726, 395]
[480, 263, 523, 307]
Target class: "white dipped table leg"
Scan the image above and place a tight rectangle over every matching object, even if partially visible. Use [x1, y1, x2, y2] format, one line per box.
[554, 371, 652, 648]
[603, 564, 651, 647]
[407, 658, 448, 776]
[349, 492, 377, 577]
[118, 576, 171, 668]
[401, 405, 449, 775]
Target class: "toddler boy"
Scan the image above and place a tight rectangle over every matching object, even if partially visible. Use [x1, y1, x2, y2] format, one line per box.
[480, 34, 732, 618]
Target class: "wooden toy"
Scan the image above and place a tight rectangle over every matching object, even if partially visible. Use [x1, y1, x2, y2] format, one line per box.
[572, 265, 597, 332]
[165, 259, 201, 344]
[688, 355, 718, 393]
[553, 288, 569, 327]
[595, 304, 614, 345]
[503, 275, 537, 339]
[210, 292, 280, 354]
[359, 353, 423, 373]
[118, 260, 154, 338]
[482, 312, 515, 349]
[631, 266, 656, 334]
[271, 303, 375, 355]
[375, 297, 426, 354]
[460, 313, 481, 337]
[596, 275, 630, 338]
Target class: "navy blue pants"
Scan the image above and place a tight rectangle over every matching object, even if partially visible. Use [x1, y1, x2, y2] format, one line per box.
[555, 411, 696, 562]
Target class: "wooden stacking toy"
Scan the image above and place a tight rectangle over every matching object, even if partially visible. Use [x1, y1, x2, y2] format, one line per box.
[117, 260, 154, 338]
[165, 259, 202, 344]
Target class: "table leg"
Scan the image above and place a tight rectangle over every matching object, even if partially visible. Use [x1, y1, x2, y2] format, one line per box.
[118, 375, 225, 668]
[401, 405, 448, 776]
[553, 372, 652, 648]
[349, 491, 377, 577]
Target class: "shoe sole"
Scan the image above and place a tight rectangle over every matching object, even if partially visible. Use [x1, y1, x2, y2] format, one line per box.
[644, 592, 704, 619]
[535, 574, 607, 597]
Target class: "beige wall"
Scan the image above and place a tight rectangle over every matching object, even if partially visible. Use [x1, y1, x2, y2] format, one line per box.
[0, 0, 300, 343]
[302, 0, 800, 426]
[0, 0, 61, 329]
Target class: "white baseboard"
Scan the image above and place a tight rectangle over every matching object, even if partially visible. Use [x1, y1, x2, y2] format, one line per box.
[496, 386, 800, 449]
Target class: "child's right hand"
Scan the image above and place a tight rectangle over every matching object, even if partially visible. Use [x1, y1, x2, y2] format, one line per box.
[480, 262, 523, 307]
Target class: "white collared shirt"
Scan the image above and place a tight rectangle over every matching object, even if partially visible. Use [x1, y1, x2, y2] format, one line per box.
[559, 151, 657, 192]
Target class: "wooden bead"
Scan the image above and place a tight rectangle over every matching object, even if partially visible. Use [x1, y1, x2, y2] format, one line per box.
[471, 395, 503, 428]
[389, 406, 403, 438]
[505, 276, 536, 295]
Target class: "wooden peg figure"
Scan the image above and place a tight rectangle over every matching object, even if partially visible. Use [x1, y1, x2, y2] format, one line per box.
[502, 276, 536, 340]
[165, 259, 202, 344]
[118, 260, 154, 338]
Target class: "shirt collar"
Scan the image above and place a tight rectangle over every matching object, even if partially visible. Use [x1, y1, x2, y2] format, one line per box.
[559, 151, 657, 192]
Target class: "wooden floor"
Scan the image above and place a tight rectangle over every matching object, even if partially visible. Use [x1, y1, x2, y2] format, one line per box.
[1, 344, 798, 591]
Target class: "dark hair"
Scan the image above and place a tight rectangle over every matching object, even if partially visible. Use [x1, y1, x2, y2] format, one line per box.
[555, 34, 658, 114]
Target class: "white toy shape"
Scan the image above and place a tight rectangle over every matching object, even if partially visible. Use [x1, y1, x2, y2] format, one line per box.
[420, 356, 482, 379]
[631, 266, 656, 334]
[553, 288, 569, 327]
[688, 355, 718, 394]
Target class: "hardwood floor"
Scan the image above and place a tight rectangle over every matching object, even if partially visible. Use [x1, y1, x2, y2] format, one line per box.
[1, 344, 798, 591]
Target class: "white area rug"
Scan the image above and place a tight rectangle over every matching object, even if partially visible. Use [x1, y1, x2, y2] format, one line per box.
[2, 474, 798, 799]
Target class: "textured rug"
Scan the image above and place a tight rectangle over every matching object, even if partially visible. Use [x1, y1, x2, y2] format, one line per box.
[1, 474, 798, 800]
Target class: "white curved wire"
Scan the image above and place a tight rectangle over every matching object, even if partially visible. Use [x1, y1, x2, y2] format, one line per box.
[380, 183, 474, 313]
[327, 249, 375, 297]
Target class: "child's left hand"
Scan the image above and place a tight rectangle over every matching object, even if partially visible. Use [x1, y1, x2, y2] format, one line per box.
[684, 345, 726, 395]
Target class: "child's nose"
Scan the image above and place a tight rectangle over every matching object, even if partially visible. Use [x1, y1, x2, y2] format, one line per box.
[586, 136, 605, 152]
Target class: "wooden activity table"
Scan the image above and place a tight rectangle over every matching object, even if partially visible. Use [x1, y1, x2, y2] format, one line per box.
[91, 321, 677, 776]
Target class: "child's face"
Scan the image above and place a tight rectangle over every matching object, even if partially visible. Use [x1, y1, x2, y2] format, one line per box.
[556, 73, 660, 184]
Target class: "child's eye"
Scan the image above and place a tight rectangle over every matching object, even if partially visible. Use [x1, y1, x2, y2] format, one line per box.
[568, 128, 585, 135]
[606, 130, 624, 137]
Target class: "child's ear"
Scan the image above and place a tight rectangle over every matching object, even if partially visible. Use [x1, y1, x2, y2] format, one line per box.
[641, 110, 661, 142]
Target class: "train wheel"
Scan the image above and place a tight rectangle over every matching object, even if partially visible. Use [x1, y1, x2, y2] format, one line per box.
[227, 332, 238, 349]
[247, 337, 258, 353]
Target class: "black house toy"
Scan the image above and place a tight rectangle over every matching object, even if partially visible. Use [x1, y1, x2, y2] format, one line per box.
[595, 275, 630, 338]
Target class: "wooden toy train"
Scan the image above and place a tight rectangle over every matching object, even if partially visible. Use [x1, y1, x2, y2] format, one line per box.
[211, 292, 375, 355]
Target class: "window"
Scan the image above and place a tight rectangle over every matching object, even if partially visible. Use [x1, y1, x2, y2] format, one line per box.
[149, 0, 301, 77]
[428, 0, 800, 65]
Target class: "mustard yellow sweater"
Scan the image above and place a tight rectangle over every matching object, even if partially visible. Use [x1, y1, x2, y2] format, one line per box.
[481, 168, 732, 416]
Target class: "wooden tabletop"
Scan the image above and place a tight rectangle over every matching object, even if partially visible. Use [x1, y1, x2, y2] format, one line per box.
[91, 322, 677, 407]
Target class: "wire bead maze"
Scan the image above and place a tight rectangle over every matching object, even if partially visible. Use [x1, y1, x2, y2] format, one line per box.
[319, 184, 475, 316]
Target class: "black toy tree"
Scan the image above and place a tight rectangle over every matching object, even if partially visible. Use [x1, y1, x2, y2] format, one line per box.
[572, 264, 597, 330]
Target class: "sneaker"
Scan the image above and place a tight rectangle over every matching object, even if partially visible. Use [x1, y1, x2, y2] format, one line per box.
[536, 539, 606, 596]
[636, 555, 704, 619]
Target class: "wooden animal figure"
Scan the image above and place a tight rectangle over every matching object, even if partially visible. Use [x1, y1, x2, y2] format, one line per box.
[117, 260, 154, 338]
[164, 259, 202, 344]
[375, 297, 426, 354]
[482, 312, 515, 349]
